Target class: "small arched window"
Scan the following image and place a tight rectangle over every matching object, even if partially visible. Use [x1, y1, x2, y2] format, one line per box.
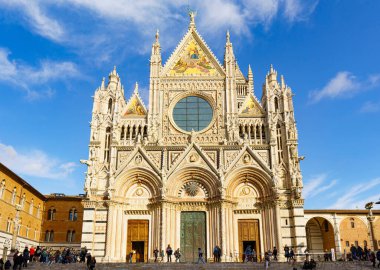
[6, 218, 12, 232]
[274, 97, 279, 112]
[0, 180, 5, 199]
[69, 208, 78, 221]
[104, 127, 111, 162]
[363, 240, 367, 247]
[120, 126, 125, 140]
[29, 198, 34, 215]
[37, 204, 41, 218]
[66, 230, 76, 242]
[108, 98, 113, 113]
[20, 193, 26, 208]
[11, 187, 17, 205]
[350, 218, 355, 228]
[48, 208, 56, 221]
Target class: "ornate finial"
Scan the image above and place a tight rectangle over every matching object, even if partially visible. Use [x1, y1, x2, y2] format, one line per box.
[134, 82, 139, 94]
[189, 10, 197, 29]
[155, 29, 159, 43]
[226, 30, 230, 43]
[101, 77, 105, 89]
[270, 64, 274, 73]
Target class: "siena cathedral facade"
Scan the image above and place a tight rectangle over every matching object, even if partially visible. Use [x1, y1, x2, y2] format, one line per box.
[81, 14, 306, 262]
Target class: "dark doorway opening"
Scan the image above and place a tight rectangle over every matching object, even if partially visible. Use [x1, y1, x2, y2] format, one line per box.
[132, 241, 145, 262]
[242, 241, 257, 262]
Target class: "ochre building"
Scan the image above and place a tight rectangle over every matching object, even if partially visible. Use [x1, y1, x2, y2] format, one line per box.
[0, 162, 84, 257]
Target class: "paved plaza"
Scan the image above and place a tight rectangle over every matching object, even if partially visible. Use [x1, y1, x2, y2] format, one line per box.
[25, 261, 377, 270]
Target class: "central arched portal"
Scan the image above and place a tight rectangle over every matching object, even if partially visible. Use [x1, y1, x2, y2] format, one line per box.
[180, 211, 206, 262]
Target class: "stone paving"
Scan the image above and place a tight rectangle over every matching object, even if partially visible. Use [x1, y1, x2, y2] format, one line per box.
[25, 261, 377, 270]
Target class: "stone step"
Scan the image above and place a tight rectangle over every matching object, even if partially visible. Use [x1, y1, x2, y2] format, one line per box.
[23, 261, 375, 270]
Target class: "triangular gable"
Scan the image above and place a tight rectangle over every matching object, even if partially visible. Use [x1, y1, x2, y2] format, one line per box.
[239, 93, 265, 117]
[123, 83, 147, 117]
[162, 28, 225, 77]
[226, 145, 272, 176]
[115, 146, 160, 177]
[167, 142, 218, 177]
[235, 63, 246, 81]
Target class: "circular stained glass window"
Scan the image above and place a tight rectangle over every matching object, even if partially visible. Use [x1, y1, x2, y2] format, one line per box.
[172, 96, 213, 132]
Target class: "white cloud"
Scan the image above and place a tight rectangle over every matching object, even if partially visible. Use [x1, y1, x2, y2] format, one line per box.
[360, 101, 380, 113]
[303, 174, 337, 199]
[0, 0, 318, 58]
[0, 143, 76, 180]
[329, 177, 380, 209]
[0, 48, 80, 100]
[310, 71, 380, 102]
[0, 0, 64, 41]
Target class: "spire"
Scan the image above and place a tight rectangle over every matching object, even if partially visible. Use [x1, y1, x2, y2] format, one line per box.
[281, 75, 285, 89]
[224, 30, 235, 68]
[134, 82, 139, 94]
[189, 10, 196, 29]
[248, 64, 254, 94]
[155, 29, 159, 43]
[226, 30, 231, 44]
[108, 66, 119, 88]
[267, 64, 278, 84]
[100, 77, 105, 90]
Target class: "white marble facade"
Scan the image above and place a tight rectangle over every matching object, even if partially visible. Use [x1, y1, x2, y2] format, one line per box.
[81, 13, 306, 262]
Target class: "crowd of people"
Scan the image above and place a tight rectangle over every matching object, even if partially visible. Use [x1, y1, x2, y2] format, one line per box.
[0, 246, 96, 270]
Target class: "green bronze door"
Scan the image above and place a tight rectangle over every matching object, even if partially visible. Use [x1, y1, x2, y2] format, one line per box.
[180, 211, 206, 262]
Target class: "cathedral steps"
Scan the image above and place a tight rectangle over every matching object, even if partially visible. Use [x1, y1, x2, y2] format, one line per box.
[25, 261, 375, 269]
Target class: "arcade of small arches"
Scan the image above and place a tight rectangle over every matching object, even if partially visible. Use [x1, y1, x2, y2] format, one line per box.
[305, 215, 380, 254]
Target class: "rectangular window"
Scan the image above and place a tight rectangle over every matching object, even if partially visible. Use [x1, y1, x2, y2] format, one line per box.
[354, 241, 358, 246]
[345, 241, 349, 247]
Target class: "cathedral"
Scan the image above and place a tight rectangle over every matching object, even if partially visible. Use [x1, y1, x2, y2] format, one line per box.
[81, 13, 306, 262]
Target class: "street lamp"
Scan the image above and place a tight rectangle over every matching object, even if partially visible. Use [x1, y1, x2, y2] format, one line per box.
[365, 201, 379, 251]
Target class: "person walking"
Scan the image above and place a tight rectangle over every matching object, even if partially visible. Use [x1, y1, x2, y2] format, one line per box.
[369, 251, 376, 268]
[197, 248, 205, 264]
[264, 252, 270, 269]
[376, 249, 380, 268]
[166, 244, 173, 262]
[4, 259, 11, 270]
[213, 245, 218, 262]
[160, 249, 165, 262]
[174, 248, 181, 262]
[284, 245, 290, 262]
[89, 257, 96, 270]
[153, 248, 159, 262]
[273, 246, 278, 261]
[22, 246, 30, 267]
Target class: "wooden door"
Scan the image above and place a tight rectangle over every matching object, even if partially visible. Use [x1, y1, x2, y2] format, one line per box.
[127, 220, 149, 262]
[180, 211, 206, 262]
[238, 219, 260, 261]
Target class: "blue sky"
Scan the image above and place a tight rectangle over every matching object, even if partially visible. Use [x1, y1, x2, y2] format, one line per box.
[0, 0, 379, 209]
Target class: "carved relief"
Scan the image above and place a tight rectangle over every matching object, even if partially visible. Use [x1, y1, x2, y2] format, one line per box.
[224, 150, 239, 169]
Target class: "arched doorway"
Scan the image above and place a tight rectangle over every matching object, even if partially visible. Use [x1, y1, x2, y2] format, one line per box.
[305, 217, 335, 254]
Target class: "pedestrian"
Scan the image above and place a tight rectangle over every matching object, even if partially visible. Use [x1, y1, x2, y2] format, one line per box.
[0, 259, 4, 269]
[174, 248, 181, 262]
[13, 253, 23, 270]
[324, 250, 329, 261]
[86, 252, 92, 269]
[22, 246, 30, 267]
[89, 257, 96, 270]
[217, 246, 221, 262]
[213, 245, 219, 262]
[160, 249, 165, 262]
[4, 260, 11, 270]
[197, 247, 205, 264]
[350, 244, 357, 260]
[284, 245, 290, 262]
[244, 245, 252, 262]
[289, 248, 295, 262]
[153, 247, 159, 262]
[264, 252, 270, 269]
[376, 249, 380, 268]
[273, 246, 278, 261]
[369, 251, 376, 268]
[166, 244, 173, 262]
[29, 246, 35, 262]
